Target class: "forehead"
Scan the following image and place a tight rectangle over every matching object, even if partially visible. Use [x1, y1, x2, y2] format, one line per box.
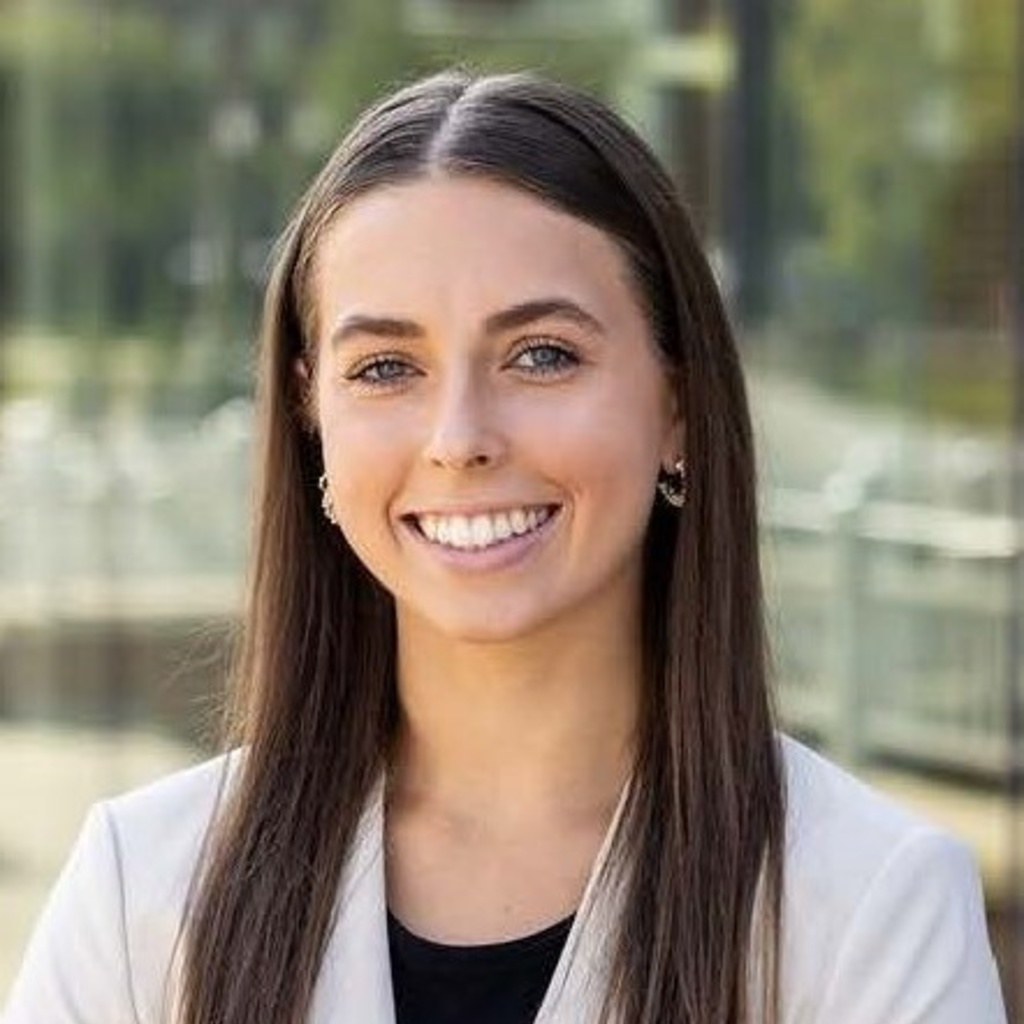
[310, 175, 644, 331]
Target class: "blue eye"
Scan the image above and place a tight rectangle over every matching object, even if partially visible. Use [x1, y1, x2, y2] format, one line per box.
[510, 342, 579, 374]
[348, 356, 417, 385]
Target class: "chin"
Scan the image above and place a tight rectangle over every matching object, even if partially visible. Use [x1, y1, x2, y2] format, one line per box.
[400, 596, 566, 647]
[428, 614, 548, 646]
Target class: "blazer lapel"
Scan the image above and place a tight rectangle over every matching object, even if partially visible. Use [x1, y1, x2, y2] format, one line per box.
[533, 779, 631, 1024]
[311, 780, 395, 1024]
[309, 776, 631, 1024]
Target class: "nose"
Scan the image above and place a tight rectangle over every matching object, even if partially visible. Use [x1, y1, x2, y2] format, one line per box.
[422, 371, 506, 471]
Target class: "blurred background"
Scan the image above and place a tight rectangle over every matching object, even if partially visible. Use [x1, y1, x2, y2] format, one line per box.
[1, 0, 1021, 1011]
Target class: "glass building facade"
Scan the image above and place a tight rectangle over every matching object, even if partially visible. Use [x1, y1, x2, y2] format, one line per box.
[1, 0, 1021, 1010]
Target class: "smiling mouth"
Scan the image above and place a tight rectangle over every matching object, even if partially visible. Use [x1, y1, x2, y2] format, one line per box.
[405, 504, 561, 551]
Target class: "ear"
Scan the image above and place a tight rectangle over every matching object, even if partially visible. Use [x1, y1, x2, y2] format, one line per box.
[293, 357, 319, 435]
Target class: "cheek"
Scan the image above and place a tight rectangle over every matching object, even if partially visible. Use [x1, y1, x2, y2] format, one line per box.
[516, 405, 661, 547]
[532, 372, 668, 476]
[318, 405, 415, 525]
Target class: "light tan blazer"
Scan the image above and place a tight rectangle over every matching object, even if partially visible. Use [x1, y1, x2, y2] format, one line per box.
[3, 737, 1008, 1023]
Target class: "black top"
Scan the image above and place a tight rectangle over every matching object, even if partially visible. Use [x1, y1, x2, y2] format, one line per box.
[387, 909, 574, 1024]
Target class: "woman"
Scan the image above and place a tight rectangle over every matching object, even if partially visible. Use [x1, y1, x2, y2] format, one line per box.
[5, 70, 1007, 1024]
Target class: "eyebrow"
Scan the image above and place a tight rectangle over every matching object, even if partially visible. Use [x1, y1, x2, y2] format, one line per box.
[329, 297, 606, 349]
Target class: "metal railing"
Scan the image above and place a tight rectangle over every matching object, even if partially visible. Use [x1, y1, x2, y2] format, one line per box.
[765, 484, 1017, 779]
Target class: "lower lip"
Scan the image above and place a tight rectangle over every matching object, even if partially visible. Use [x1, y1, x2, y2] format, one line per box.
[402, 508, 562, 573]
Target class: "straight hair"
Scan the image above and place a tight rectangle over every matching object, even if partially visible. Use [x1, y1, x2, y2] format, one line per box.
[179, 69, 784, 1024]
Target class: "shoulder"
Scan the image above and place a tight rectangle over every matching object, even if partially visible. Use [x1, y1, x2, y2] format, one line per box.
[102, 749, 240, 882]
[100, 750, 242, 928]
[4, 751, 241, 1024]
[777, 735, 1006, 1023]
[780, 733, 939, 873]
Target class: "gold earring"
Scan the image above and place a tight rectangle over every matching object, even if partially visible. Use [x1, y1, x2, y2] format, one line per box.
[318, 472, 338, 525]
[657, 457, 687, 508]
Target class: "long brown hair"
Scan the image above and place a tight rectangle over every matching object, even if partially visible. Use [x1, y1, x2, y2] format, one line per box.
[180, 70, 784, 1024]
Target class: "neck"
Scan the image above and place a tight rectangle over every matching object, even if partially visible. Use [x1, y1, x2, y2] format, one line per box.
[389, 604, 641, 832]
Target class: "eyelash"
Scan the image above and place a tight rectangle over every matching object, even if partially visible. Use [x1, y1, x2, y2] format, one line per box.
[345, 354, 417, 387]
[343, 339, 581, 390]
[507, 339, 581, 375]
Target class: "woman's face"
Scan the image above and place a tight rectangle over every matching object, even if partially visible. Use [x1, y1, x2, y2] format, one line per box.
[306, 175, 681, 644]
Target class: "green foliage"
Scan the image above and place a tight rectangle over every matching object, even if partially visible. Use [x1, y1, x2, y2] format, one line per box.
[3, 5, 213, 337]
[783, 0, 937, 318]
[303, 0, 625, 165]
[1, 0, 628, 409]
[779, 0, 1016, 429]
[956, 0, 1016, 149]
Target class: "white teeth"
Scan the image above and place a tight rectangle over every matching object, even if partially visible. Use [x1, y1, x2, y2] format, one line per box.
[449, 516, 471, 547]
[470, 515, 493, 547]
[414, 506, 554, 550]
